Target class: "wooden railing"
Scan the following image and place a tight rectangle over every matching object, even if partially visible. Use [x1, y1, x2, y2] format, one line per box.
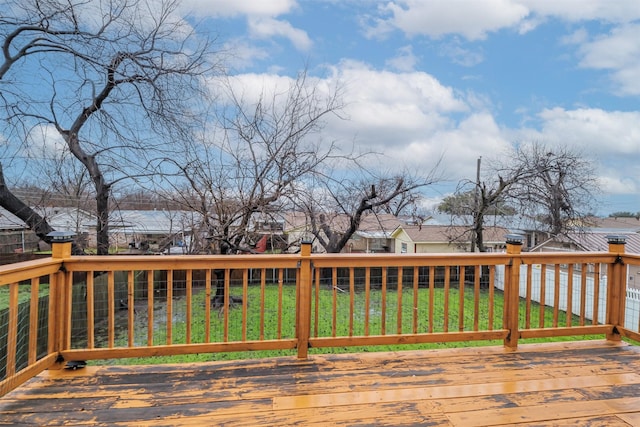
[1, 236, 638, 396]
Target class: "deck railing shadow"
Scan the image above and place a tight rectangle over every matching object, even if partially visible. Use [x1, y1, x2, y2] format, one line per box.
[1, 234, 638, 396]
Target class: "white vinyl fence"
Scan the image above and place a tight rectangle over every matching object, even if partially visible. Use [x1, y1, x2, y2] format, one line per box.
[495, 264, 638, 331]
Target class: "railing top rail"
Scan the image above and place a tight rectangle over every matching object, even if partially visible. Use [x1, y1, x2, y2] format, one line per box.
[0, 258, 63, 287]
[309, 252, 513, 268]
[622, 253, 640, 263]
[62, 253, 302, 272]
[309, 251, 617, 268]
[518, 252, 617, 264]
[0, 251, 620, 276]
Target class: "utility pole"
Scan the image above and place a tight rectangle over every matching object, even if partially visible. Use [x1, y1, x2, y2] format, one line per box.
[471, 156, 481, 252]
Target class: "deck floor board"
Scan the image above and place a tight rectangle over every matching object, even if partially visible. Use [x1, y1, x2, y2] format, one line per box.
[1, 340, 640, 426]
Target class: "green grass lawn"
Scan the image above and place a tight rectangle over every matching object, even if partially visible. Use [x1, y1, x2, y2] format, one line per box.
[0, 283, 49, 308]
[96, 283, 600, 365]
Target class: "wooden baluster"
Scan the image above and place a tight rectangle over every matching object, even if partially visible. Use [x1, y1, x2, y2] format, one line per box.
[28, 278, 40, 364]
[566, 264, 574, 327]
[428, 266, 435, 333]
[204, 269, 211, 344]
[365, 267, 371, 336]
[396, 267, 403, 335]
[412, 266, 419, 335]
[260, 268, 266, 340]
[473, 265, 480, 332]
[166, 270, 173, 345]
[147, 270, 154, 346]
[443, 266, 450, 333]
[108, 271, 115, 348]
[186, 270, 192, 344]
[86, 273, 95, 349]
[349, 267, 354, 337]
[127, 270, 134, 348]
[579, 264, 587, 326]
[458, 266, 464, 332]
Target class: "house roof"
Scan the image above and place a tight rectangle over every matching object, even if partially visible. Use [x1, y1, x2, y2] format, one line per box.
[110, 210, 198, 234]
[284, 212, 405, 235]
[34, 207, 96, 232]
[581, 216, 640, 233]
[0, 208, 26, 230]
[393, 224, 510, 244]
[537, 232, 640, 254]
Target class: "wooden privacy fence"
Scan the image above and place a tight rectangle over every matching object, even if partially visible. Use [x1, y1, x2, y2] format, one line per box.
[0, 235, 638, 396]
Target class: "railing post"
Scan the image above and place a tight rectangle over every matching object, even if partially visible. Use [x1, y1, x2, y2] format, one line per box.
[606, 235, 626, 341]
[297, 241, 313, 359]
[504, 234, 523, 350]
[47, 231, 75, 367]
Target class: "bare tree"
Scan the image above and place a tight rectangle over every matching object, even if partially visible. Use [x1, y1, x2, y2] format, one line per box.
[163, 69, 346, 255]
[507, 143, 599, 236]
[299, 170, 440, 253]
[440, 142, 599, 251]
[0, 163, 54, 243]
[0, 0, 215, 254]
[439, 174, 521, 252]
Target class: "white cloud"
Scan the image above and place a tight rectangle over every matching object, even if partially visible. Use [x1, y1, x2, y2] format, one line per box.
[386, 45, 419, 72]
[248, 17, 312, 51]
[367, 0, 530, 40]
[362, 1, 640, 99]
[576, 24, 640, 95]
[513, 107, 640, 200]
[438, 39, 484, 67]
[181, 0, 297, 17]
[324, 62, 467, 142]
[578, 25, 640, 69]
[180, 0, 310, 57]
[521, 0, 640, 23]
[366, 1, 640, 41]
[561, 28, 589, 45]
[599, 174, 638, 195]
[535, 107, 640, 155]
[23, 124, 67, 159]
[220, 39, 272, 70]
[216, 59, 639, 208]
[316, 62, 514, 178]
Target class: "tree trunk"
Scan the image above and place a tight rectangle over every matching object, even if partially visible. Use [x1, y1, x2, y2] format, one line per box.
[0, 163, 85, 254]
[0, 164, 54, 240]
[96, 185, 110, 255]
[474, 210, 485, 252]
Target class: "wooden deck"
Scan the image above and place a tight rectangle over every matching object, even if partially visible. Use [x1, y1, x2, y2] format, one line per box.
[1, 340, 640, 426]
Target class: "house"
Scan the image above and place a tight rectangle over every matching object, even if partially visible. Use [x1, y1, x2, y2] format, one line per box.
[109, 209, 198, 253]
[0, 207, 38, 254]
[529, 218, 640, 288]
[345, 214, 404, 253]
[35, 206, 95, 250]
[391, 224, 510, 253]
[283, 212, 407, 253]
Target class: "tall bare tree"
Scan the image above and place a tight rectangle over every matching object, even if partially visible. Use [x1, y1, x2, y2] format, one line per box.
[439, 173, 522, 252]
[0, 0, 215, 254]
[163, 69, 346, 254]
[440, 142, 599, 251]
[298, 166, 441, 253]
[507, 143, 599, 236]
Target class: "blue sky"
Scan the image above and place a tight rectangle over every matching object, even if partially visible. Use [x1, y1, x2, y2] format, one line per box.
[2, 0, 638, 216]
[177, 0, 640, 215]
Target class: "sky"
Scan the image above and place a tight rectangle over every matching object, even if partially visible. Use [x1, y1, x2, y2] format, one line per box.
[176, 0, 639, 215]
